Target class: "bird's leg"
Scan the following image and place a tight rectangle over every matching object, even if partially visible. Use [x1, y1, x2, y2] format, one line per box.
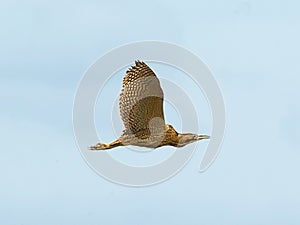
[89, 139, 123, 150]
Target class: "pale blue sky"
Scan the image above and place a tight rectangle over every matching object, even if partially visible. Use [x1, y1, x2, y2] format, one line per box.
[1, 0, 300, 224]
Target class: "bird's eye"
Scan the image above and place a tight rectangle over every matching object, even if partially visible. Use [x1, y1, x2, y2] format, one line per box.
[193, 135, 198, 140]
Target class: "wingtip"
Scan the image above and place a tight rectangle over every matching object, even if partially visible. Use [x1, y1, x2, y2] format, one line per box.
[135, 60, 145, 66]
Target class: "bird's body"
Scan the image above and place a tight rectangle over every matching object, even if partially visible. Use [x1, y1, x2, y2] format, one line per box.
[90, 61, 209, 150]
[120, 124, 179, 148]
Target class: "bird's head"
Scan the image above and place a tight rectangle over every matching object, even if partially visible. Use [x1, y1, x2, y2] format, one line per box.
[165, 124, 210, 147]
[177, 133, 210, 147]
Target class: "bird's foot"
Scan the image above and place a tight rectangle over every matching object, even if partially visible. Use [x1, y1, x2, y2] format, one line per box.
[89, 143, 110, 150]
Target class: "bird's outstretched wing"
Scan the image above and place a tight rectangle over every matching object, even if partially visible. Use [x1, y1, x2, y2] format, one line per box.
[119, 61, 165, 136]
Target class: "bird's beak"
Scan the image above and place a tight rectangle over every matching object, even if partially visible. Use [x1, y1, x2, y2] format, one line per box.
[196, 134, 210, 140]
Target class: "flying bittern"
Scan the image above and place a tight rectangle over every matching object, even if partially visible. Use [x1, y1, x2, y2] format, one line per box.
[90, 61, 209, 150]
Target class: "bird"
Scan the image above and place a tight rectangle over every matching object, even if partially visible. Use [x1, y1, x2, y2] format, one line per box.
[90, 61, 209, 150]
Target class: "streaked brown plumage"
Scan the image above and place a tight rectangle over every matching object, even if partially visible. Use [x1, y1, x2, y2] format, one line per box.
[90, 61, 209, 150]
